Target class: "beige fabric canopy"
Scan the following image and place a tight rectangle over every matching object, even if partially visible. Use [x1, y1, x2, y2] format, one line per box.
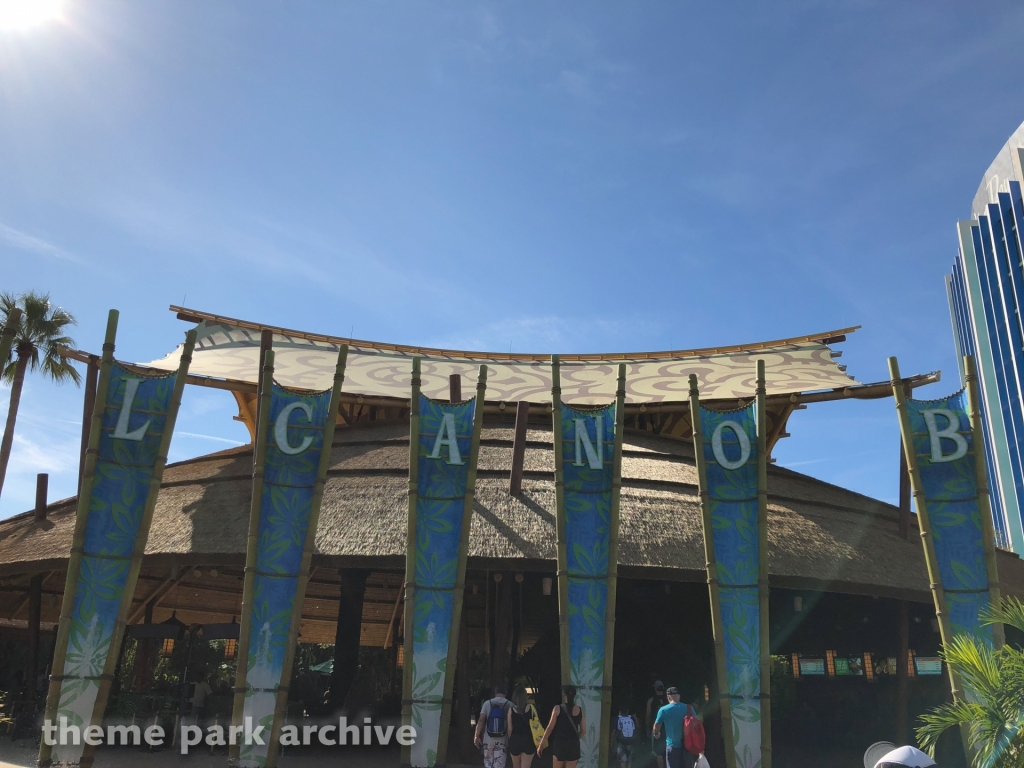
[142, 307, 860, 404]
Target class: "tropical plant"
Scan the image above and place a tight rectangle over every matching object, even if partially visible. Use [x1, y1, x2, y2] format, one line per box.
[917, 598, 1024, 768]
[0, 291, 80, 499]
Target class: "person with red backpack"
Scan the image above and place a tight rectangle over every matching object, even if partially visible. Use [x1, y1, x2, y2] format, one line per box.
[652, 687, 704, 768]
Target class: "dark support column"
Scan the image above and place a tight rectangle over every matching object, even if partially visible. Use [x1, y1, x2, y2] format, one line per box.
[449, 374, 462, 403]
[24, 573, 42, 707]
[509, 402, 530, 496]
[511, 574, 523, 664]
[455, 591, 472, 762]
[78, 356, 98, 495]
[329, 568, 370, 712]
[132, 600, 155, 691]
[490, 574, 512, 686]
[34, 473, 48, 522]
[254, 329, 273, 441]
[897, 435, 911, 744]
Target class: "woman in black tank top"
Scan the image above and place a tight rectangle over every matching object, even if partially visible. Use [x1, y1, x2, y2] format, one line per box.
[509, 685, 537, 766]
[538, 685, 587, 768]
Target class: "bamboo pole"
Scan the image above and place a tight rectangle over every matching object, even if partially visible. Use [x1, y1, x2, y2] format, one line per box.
[888, 356, 970, 759]
[551, 355, 571, 685]
[401, 357, 422, 768]
[229, 348, 276, 765]
[436, 364, 488, 767]
[82, 329, 197, 766]
[689, 373, 737, 768]
[965, 354, 1005, 649]
[264, 346, 348, 768]
[38, 309, 118, 768]
[755, 359, 772, 768]
[598, 364, 627, 768]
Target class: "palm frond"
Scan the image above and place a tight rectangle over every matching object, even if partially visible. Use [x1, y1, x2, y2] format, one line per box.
[982, 597, 1024, 635]
[0, 291, 79, 386]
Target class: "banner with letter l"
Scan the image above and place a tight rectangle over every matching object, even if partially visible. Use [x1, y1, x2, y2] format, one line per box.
[230, 346, 348, 768]
[40, 310, 196, 768]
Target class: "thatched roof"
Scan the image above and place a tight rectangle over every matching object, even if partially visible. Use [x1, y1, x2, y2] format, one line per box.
[3, 418, 1023, 606]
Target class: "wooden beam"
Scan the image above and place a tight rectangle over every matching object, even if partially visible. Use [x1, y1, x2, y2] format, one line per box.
[127, 571, 187, 624]
[78, 355, 98, 494]
[509, 401, 530, 496]
[449, 374, 461, 403]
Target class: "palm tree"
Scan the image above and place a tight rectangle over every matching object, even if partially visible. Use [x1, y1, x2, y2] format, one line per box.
[0, 292, 81, 499]
[917, 598, 1024, 768]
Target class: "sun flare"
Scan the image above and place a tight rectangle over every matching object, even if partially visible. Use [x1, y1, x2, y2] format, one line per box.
[0, 0, 62, 31]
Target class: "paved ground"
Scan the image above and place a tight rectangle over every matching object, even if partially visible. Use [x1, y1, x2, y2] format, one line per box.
[0, 740, 417, 768]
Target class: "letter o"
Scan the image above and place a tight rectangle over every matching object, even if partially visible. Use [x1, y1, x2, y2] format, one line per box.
[274, 401, 314, 455]
[711, 420, 751, 470]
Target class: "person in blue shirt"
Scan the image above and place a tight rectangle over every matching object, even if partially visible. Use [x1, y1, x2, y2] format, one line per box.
[652, 687, 696, 768]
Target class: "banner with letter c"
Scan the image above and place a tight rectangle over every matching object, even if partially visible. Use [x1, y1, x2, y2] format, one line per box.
[230, 346, 348, 768]
[40, 310, 195, 768]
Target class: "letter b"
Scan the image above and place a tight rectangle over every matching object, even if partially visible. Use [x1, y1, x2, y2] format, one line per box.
[922, 409, 968, 463]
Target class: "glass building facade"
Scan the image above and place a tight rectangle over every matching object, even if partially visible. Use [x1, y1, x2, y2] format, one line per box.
[947, 122, 1024, 553]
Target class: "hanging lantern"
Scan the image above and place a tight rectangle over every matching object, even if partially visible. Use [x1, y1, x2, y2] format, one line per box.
[158, 611, 186, 658]
[160, 637, 175, 658]
[224, 638, 237, 661]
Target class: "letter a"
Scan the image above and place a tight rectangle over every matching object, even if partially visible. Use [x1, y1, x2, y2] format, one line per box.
[429, 412, 463, 465]
[922, 408, 968, 463]
[573, 415, 603, 469]
[275, 401, 314, 455]
[112, 378, 152, 441]
[711, 420, 751, 471]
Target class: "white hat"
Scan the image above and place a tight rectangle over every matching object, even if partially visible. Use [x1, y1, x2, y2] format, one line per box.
[874, 745, 937, 768]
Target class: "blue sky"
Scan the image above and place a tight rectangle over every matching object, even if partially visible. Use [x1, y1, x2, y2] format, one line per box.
[3, 0, 1024, 517]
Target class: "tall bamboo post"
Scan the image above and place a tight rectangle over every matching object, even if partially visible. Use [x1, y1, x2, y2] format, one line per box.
[401, 357, 422, 768]
[551, 355, 571, 685]
[39, 309, 118, 768]
[598, 364, 627, 768]
[0, 306, 20, 373]
[264, 346, 349, 768]
[755, 359, 772, 768]
[889, 356, 970, 758]
[229, 348, 276, 765]
[82, 329, 197, 766]
[965, 354, 1005, 649]
[689, 373, 737, 768]
[436, 365, 488, 767]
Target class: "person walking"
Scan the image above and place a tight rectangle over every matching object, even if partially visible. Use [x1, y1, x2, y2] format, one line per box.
[508, 685, 537, 768]
[652, 687, 696, 768]
[646, 680, 668, 768]
[614, 704, 639, 768]
[538, 685, 586, 768]
[475, 684, 513, 768]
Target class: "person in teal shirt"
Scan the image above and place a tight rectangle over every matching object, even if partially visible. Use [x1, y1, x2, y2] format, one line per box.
[653, 687, 696, 768]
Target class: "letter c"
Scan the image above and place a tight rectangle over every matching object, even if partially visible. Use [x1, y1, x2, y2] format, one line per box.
[274, 401, 314, 455]
[318, 725, 336, 746]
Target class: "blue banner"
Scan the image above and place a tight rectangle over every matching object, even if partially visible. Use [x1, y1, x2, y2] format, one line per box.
[700, 404, 761, 768]
[905, 390, 994, 643]
[559, 402, 616, 768]
[238, 383, 334, 768]
[408, 395, 476, 768]
[52, 364, 180, 766]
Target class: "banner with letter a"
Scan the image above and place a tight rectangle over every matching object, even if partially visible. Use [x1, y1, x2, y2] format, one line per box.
[890, 355, 1004, 665]
[551, 358, 626, 768]
[401, 360, 487, 768]
[230, 347, 347, 768]
[689, 365, 770, 768]
[40, 311, 195, 768]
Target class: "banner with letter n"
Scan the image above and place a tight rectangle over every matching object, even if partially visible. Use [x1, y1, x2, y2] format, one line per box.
[401, 360, 487, 768]
[230, 347, 347, 768]
[551, 358, 626, 768]
[40, 311, 195, 768]
[689, 363, 771, 768]
[890, 355, 1004, 679]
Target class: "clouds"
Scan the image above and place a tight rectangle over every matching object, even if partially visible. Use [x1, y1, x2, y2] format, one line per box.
[0, 221, 82, 264]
